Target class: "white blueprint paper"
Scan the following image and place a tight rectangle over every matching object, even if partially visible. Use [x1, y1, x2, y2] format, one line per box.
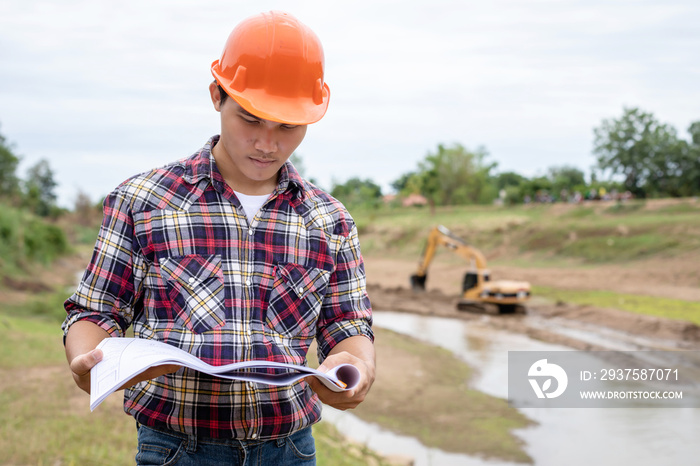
[89, 337, 360, 411]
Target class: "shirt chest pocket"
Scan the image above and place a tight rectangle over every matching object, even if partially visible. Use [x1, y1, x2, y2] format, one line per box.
[265, 263, 331, 338]
[159, 254, 226, 334]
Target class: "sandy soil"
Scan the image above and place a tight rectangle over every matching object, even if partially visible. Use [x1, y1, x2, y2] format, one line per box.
[364, 255, 700, 351]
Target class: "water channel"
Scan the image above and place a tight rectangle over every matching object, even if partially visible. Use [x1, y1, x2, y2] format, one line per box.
[324, 311, 700, 466]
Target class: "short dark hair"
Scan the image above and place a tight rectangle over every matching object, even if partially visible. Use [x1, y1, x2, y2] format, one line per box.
[217, 83, 229, 104]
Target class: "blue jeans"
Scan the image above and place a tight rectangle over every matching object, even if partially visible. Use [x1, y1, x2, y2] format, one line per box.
[135, 424, 316, 465]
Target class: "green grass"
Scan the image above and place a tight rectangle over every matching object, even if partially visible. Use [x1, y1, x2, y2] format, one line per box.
[0, 314, 66, 367]
[313, 421, 390, 466]
[0, 202, 71, 279]
[3, 288, 72, 323]
[0, 309, 389, 465]
[0, 312, 136, 465]
[0, 375, 138, 465]
[560, 206, 596, 218]
[557, 233, 680, 262]
[354, 199, 700, 264]
[534, 286, 700, 325]
[71, 223, 101, 246]
[653, 202, 700, 214]
[603, 201, 645, 215]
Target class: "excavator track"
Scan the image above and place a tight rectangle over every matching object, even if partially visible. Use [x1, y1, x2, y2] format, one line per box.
[456, 300, 527, 315]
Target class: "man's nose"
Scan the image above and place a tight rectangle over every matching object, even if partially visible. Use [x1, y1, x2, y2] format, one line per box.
[254, 127, 278, 155]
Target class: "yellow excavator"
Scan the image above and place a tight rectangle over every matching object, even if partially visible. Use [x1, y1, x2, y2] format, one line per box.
[410, 225, 531, 314]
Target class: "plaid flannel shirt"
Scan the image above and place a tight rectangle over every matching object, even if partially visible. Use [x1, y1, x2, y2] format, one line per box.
[62, 136, 373, 440]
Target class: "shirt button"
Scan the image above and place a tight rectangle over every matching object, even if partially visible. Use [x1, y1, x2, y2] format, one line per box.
[245, 279, 252, 287]
[248, 229, 253, 236]
[298, 287, 304, 295]
[251, 433, 258, 440]
[188, 277, 195, 284]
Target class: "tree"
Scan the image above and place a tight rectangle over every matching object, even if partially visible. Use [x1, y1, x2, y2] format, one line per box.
[390, 172, 416, 194]
[547, 165, 586, 200]
[289, 152, 321, 187]
[490, 171, 529, 204]
[679, 121, 700, 196]
[593, 107, 689, 198]
[689, 121, 700, 147]
[23, 159, 58, 217]
[494, 171, 527, 191]
[520, 175, 554, 203]
[73, 189, 103, 226]
[289, 152, 306, 177]
[0, 124, 21, 198]
[547, 166, 585, 189]
[413, 143, 497, 206]
[330, 177, 382, 209]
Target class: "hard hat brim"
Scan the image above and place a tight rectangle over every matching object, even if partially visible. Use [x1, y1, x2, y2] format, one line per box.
[212, 61, 330, 125]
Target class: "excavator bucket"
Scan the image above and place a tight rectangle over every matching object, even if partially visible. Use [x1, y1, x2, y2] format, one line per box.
[410, 274, 427, 291]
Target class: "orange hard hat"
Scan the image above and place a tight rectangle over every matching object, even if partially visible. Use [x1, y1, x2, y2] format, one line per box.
[211, 11, 330, 125]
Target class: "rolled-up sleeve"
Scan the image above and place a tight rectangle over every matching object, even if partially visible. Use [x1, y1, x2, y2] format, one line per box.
[315, 224, 373, 362]
[62, 191, 142, 339]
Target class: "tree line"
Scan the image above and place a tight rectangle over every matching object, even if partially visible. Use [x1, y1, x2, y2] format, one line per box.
[0, 125, 70, 276]
[330, 107, 700, 208]
[0, 123, 60, 217]
[2, 106, 699, 217]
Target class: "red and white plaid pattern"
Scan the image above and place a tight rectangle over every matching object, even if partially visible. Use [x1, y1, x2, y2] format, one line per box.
[63, 136, 373, 440]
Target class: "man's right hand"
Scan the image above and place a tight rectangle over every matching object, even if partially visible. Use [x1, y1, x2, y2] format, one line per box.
[68, 342, 181, 395]
[65, 321, 180, 394]
[69, 348, 103, 393]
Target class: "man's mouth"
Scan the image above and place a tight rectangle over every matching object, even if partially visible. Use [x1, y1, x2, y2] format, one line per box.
[250, 157, 275, 167]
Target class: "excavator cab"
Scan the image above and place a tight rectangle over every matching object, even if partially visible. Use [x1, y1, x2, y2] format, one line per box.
[462, 271, 481, 292]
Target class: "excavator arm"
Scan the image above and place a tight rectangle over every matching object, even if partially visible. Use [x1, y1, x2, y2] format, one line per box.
[411, 225, 488, 290]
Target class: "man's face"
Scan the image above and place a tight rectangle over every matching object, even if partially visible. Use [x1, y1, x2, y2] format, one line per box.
[209, 82, 308, 194]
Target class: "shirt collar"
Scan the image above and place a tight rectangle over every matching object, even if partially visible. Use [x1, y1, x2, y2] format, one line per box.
[181, 135, 306, 201]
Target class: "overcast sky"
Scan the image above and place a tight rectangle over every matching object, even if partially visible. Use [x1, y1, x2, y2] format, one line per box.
[1, 0, 699, 207]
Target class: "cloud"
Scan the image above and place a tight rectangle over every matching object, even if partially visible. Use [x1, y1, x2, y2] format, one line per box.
[1, 0, 699, 206]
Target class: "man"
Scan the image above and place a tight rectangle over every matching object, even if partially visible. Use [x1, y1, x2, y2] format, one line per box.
[63, 11, 374, 465]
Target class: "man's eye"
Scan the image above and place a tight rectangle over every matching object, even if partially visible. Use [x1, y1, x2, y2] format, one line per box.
[242, 117, 260, 125]
[281, 125, 298, 130]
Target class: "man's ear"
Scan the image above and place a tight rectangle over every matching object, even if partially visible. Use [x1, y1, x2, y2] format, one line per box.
[209, 81, 222, 112]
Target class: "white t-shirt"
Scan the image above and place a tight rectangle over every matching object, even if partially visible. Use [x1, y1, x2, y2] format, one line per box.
[234, 191, 270, 224]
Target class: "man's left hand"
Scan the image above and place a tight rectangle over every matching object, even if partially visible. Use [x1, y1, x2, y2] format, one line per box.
[306, 336, 375, 410]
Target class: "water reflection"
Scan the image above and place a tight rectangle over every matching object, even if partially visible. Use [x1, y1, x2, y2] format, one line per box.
[358, 311, 700, 466]
[322, 407, 502, 466]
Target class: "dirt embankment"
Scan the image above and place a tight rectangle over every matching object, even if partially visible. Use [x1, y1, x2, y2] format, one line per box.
[364, 256, 700, 351]
[6, 244, 699, 351]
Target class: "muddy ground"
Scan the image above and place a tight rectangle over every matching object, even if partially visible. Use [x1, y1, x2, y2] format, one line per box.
[364, 255, 700, 351]
[4, 244, 699, 463]
[11, 246, 700, 353]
